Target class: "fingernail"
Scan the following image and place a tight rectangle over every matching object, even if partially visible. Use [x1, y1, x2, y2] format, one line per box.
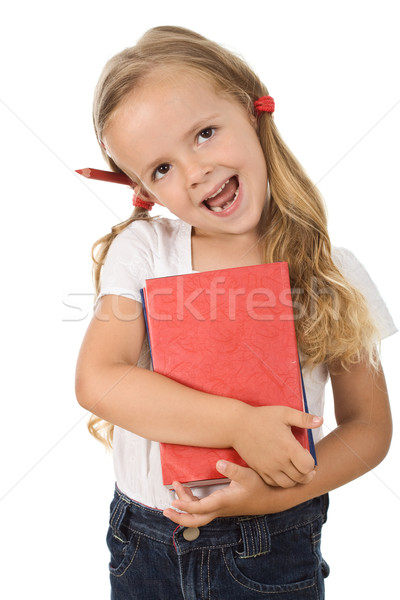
[217, 460, 227, 473]
[312, 416, 322, 424]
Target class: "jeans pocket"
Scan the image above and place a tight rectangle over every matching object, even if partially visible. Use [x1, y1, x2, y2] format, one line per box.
[311, 518, 330, 580]
[222, 519, 321, 597]
[106, 525, 140, 577]
[107, 495, 141, 578]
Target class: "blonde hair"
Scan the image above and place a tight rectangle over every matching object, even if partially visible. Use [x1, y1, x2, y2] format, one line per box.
[88, 26, 379, 447]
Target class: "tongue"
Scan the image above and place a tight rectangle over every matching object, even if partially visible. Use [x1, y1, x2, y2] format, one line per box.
[206, 177, 238, 208]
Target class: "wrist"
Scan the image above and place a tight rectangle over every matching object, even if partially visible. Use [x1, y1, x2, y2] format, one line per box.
[227, 402, 254, 450]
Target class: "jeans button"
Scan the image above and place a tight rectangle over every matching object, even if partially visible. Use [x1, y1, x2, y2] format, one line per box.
[183, 527, 200, 541]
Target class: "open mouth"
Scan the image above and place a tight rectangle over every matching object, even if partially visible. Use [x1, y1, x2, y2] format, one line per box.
[202, 176, 239, 213]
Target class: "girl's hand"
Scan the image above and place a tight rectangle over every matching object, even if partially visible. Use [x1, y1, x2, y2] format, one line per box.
[163, 461, 280, 527]
[232, 405, 322, 488]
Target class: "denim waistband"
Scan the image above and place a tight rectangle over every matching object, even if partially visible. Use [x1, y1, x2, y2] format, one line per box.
[110, 485, 329, 558]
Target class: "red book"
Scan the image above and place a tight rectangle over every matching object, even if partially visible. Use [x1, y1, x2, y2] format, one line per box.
[141, 263, 315, 488]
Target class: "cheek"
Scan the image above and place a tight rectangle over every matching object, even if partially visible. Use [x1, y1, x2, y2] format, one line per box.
[148, 180, 185, 210]
[236, 129, 265, 165]
[250, 137, 267, 176]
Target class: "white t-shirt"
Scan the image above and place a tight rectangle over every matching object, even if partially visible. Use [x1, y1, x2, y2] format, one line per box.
[97, 217, 397, 509]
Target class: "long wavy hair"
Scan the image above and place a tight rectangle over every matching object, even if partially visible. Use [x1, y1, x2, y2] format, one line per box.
[88, 26, 379, 447]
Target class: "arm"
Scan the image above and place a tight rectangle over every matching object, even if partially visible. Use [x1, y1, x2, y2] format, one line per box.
[75, 294, 321, 486]
[164, 357, 392, 525]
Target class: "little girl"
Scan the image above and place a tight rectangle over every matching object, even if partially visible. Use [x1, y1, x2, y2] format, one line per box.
[75, 26, 396, 599]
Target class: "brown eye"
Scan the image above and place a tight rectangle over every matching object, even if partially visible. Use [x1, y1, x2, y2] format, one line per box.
[153, 164, 171, 180]
[198, 127, 215, 143]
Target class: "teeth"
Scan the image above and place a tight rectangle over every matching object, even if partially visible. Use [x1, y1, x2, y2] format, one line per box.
[207, 178, 231, 200]
[208, 187, 239, 212]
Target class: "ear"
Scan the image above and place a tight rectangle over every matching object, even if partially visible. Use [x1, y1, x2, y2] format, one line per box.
[135, 184, 164, 207]
[249, 113, 261, 140]
[249, 113, 257, 128]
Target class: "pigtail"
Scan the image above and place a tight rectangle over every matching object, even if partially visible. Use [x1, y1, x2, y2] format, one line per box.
[91, 207, 152, 301]
[257, 116, 380, 371]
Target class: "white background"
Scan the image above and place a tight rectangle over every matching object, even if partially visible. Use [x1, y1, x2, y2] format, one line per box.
[1, 1, 399, 598]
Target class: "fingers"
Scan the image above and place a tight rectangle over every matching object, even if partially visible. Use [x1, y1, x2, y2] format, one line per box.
[163, 462, 255, 526]
[169, 461, 251, 515]
[163, 463, 281, 526]
[163, 506, 215, 527]
[257, 444, 316, 487]
[216, 460, 271, 492]
[172, 481, 199, 502]
[171, 480, 216, 515]
[220, 457, 315, 489]
[290, 445, 316, 475]
[285, 408, 323, 430]
[163, 480, 220, 527]
[216, 459, 251, 483]
[263, 455, 316, 487]
[261, 468, 316, 488]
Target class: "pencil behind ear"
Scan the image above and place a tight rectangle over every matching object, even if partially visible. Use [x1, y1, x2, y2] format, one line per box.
[75, 167, 155, 210]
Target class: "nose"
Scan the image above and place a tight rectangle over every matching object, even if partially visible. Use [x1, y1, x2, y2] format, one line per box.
[183, 155, 213, 188]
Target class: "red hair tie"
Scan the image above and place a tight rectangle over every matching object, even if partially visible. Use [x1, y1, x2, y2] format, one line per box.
[254, 96, 275, 115]
[131, 192, 155, 210]
[75, 168, 155, 211]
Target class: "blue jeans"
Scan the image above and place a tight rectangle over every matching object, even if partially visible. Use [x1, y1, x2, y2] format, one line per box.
[107, 486, 330, 599]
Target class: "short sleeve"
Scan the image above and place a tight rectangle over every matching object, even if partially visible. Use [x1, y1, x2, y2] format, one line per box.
[95, 221, 156, 307]
[332, 247, 397, 341]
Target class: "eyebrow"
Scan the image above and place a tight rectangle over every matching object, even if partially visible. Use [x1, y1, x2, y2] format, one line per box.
[140, 113, 221, 179]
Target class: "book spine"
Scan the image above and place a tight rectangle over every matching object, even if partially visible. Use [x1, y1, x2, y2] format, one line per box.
[139, 288, 154, 370]
[298, 362, 317, 464]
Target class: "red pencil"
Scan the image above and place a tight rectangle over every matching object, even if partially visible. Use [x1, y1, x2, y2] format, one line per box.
[75, 168, 133, 186]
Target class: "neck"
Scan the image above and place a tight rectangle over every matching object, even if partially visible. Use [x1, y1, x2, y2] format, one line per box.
[191, 228, 264, 272]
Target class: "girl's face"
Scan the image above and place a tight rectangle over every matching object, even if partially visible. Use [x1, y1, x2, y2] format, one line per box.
[104, 71, 268, 241]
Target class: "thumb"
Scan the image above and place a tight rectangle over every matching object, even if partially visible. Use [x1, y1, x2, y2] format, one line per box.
[216, 460, 250, 483]
[285, 408, 323, 430]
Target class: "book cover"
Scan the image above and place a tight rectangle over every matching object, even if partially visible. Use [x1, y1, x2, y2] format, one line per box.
[141, 262, 315, 488]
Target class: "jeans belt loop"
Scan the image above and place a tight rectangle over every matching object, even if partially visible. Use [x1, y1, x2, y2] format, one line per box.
[238, 515, 271, 558]
[110, 495, 131, 542]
